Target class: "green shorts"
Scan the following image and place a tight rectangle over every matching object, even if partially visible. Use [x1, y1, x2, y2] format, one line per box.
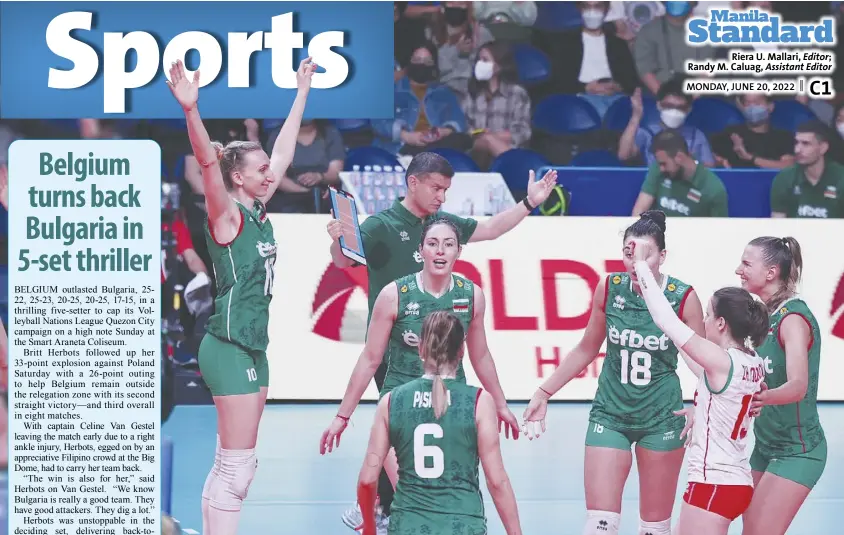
[585, 420, 685, 452]
[198, 333, 269, 396]
[749, 438, 827, 490]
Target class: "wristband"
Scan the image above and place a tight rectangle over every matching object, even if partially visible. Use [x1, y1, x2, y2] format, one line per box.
[523, 197, 535, 211]
[336, 414, 350, 422]
[539, 387, 552, 397]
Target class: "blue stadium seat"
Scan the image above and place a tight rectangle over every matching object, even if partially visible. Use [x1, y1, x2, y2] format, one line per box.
[172, 154, 187, 180]
[571, 150, 623, 167]
[533, 2, 582, 31]
[489, 148, 552, 194]
[533, 95, 602, 136]
[344, 146, 401, 170]
[603, 94, 661, 131]
[770, 100, 817, 132]
[687, 97, 745, 135]
[45, 119, 79, 133]
[428, 148, 481, 172]
[512, 43, 551, 85]
[332, 119, 371, 132]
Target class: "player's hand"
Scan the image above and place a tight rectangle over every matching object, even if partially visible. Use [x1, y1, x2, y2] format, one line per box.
[166, 60, 200, 112]
[327, 209, 344, 242]
[319, 416, 349, 454]
[749, 382, 768, 417]
[297, 57, 317, 92]
[521, 389, 549, 440]
[496, 404, 520, 440]
[673, 406, 694, 447]
[627, 237, 652, 263]
[526, 169, 558, 208]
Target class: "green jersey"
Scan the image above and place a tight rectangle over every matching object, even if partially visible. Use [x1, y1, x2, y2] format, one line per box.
[360, 199, 478, 325]
[639, 163, 729, 217]
[388, 377, 486, 535]
[380, 272, 475, 396]
[769, 160, 844, 218]
[590, 273, 690, 432]
[753, 298, 825, 457]
[204, 200, 277, 352]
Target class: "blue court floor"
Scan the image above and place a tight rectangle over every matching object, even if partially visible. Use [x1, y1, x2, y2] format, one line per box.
[163, 403, 843, 535]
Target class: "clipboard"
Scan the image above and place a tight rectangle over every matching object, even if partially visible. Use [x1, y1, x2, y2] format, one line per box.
[329, 187, 367, 265]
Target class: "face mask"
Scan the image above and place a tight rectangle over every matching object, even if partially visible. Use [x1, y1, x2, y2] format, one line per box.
[837, 123, 844, 138]
[581, 9, 605, 30]
[444, 7, 468, 27]
[664, 1, 692, 17]
[660, 109, 686, 128]
[742, 105, 769, 124]
[407, 63, 436, 84]
[474, 60, 494, 81]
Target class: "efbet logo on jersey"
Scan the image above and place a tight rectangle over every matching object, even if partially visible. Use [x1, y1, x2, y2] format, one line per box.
[613, 295, 625, 310]
[404, 302, 420, 316]
[256, 241, 276, 258]
[310, 264, 369, 344]
[402, 329, 420, 347]
[607, 326, 670, 351]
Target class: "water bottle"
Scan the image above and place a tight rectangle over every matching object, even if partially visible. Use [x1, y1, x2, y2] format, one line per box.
[373, 165, 383, 186]
[383, 166, 394, 187]
[394, 166, 405, 196]
[350, 164, 361, 188]
[484, 184, 495, 216]
[363, 165, 372, 186]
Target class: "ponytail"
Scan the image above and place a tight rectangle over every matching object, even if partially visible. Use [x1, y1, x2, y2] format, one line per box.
[747, 299, 770, 348]
[748, 236, 804, 309]
[419, 311, 465, 420]
[432, 374, 448, 419]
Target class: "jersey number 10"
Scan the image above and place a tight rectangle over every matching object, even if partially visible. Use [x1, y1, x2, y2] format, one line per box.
[413, 423, 444, 479]
[620, 349, 652, 386]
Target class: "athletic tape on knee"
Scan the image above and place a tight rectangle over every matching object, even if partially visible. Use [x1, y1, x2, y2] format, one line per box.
[639, 518, 671, 535]
[583, 510, 620, 535]
[206, 448, 257, 511]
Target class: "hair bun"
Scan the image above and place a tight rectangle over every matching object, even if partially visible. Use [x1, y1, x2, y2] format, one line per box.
[640, 210, 667, 232]
[211, 141, 225, 161]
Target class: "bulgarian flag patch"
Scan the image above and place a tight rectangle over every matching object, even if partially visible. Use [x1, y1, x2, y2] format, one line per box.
[453, 298, 469, 313]
[687, 188, 702, 203]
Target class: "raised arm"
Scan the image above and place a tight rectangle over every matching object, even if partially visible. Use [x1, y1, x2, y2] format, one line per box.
[629, 240, 731, 391]
[166, 60, 238, 244]
[678, 289, 706, 378]
[469, 169, 557, 242]
[357, 394, 391, 535]
[477, 391, 522, 535]
[466, 287, 519, 438]
[263, 58, 317, 204]
[319, 283, 397, 454]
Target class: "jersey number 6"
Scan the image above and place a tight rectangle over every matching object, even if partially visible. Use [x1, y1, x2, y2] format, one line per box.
[413, 423, 444, 479]
[620, 349, 652, 386]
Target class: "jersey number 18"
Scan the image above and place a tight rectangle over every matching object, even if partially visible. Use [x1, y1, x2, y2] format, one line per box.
[620, 349, 652, 386]
[413, 423, 444, 479]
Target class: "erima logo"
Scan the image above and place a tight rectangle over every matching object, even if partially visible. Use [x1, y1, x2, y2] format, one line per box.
[597, 519, 609, 531]
[613, 295, 625, 310]
[399, 230, 410, 242]
[404, 302, 420, 316]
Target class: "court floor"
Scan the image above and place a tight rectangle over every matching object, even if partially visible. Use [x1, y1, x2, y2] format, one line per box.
[163, 403, 843, 535]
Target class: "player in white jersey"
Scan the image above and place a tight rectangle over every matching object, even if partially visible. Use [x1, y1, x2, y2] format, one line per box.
[629, 239, 769, 534]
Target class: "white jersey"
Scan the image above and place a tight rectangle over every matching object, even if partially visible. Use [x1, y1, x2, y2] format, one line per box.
[686, 348, 766, 486]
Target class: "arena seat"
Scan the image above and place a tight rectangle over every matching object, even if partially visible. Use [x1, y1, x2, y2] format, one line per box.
[332, 119, 372, 132]
[532, 1, 582, 31]
[533, 94, 602, 136]
[603, 94, 661, 131]
[512, 43, 551, 86]
[428, 148, 481, 172]
[687, 97, 745, 135]
[489, 148, 552, 197]
[344, 146, 402, 171]
[571, 150, 623, 167]
[770, 100, 818, 132]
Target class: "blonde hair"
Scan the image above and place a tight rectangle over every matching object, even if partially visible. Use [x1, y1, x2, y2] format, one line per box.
[210, 140, 264, 190]
[420, 311, 465, 419]
[748, 236, 803, 309]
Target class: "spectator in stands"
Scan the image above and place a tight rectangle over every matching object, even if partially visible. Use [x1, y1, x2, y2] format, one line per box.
[395, 3, 429, 83]
[770, 120, 844, 219]
[549, 1, 638, 118]
[633, 1, 715, 95]
[264, 120, 345, 213]
[373, 42, 470, 156]
[618, 78, 715, 166]
[434, 2, 494, 98]
[462, 41, 532, 168]
[632, 129, 728, 217]
[473, 1, 538, 42]
[605, 1, 665, 43]
[831, 102, 844, 165]
[712, 94, 794, 169]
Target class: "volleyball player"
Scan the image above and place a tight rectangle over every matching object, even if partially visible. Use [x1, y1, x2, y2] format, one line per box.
[734, 237, 826, 535]
[166, 58, 316, 535]
[522, 211, 704, 535]
[356, 311, 522, 535]
[629, 238, 768, 535]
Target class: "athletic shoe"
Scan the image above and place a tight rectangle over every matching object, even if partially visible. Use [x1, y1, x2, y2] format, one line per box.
[342, 503, 388, 532]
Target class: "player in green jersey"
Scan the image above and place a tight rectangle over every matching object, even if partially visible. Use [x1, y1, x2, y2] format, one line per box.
[356, 311, 522, 535]
[320, 219, 516, 528]
[522, 211, 704, 535]
[735, 236, 826, 535]
[166, 58, 315, 535]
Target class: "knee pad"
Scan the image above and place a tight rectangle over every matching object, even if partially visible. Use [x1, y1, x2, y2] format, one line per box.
[639, 518, 671, 535]
[206, 448, 258, 511]
[201, 436, 224, 498]
[583, 510, 620, 535]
